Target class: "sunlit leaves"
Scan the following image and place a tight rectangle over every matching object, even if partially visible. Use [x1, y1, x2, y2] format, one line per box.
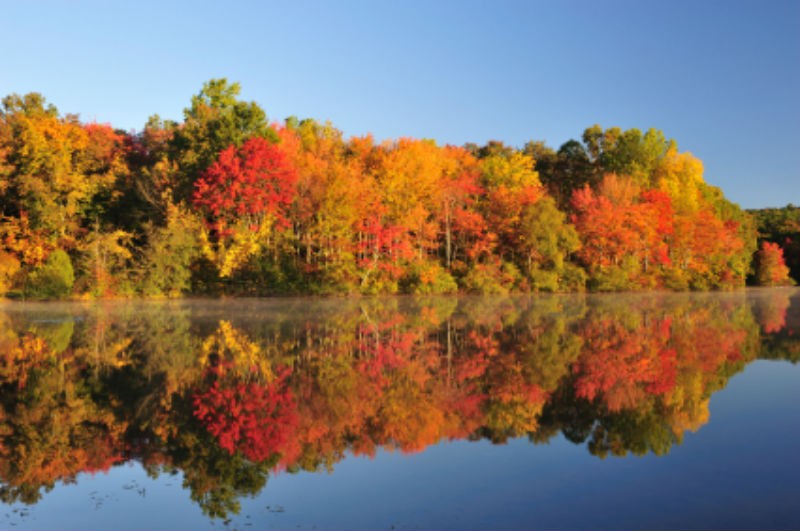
[192, 136, 298, 277]
[755, 241, 793, 286]
[170, 78, 274, 202]
[0, 82, 774, 296]
[194, 136, 297, 230]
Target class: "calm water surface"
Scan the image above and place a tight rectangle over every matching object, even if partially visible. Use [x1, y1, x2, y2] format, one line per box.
[0, 289, 798, 530]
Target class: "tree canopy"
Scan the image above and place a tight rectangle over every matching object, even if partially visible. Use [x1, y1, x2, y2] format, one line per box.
[0, 82, 788, 299]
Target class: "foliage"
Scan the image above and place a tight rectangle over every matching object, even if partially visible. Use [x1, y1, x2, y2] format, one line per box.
[0, 251, 20, 295]
[0, 82, 762, 296]
[169, 78, 274, 203]
[754, 241, 794, 286]
[401, 262, 459, 294]
[748, 204, 800, 283]
[75, 227, 134, 297]
[23, 249, 74, 299]
[140, 204, 203, 297]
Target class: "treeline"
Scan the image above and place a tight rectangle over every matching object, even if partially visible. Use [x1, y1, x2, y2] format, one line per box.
[0, 79, 794, 298]
[748, 204, 800, 285]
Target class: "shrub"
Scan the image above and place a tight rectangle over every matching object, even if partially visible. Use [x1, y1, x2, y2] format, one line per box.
[24, 250, 74, 300]
[401, 263, 458, 294]
[461, 260, 521, 294]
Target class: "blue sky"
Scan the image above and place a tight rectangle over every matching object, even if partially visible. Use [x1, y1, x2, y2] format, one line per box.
[1, 0, 797, 208]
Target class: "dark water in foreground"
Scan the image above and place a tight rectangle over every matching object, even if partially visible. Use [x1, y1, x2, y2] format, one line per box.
[0, 289, 798, 530]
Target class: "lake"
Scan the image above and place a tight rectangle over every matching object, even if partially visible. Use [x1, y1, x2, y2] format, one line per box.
[0, 289, 798, 530]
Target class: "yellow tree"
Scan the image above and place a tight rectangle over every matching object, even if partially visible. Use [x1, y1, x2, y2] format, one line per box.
[479, 150, 544, 262]
[374, 138, 454, 261]
[653, 146, 754, 289]
[0, 94, 118, 237]
[280, 120, 372, 291]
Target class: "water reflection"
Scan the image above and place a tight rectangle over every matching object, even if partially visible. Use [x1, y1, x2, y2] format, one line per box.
[0, 289, 797, 518]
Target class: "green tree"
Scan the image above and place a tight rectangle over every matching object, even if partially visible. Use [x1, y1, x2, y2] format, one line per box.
[748, 204, 800, 283]
[543, 139, 593, 207]
[170, 79, 275, 203]
[23, 249, 74, 299]
[140, 204, 203, 297]
[75, 227, 134, 297]
[590, 126, 671, 185]
[519, 196, 583, 291]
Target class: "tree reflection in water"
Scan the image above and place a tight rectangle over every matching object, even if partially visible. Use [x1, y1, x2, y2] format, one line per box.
[0, 289, 797, 517]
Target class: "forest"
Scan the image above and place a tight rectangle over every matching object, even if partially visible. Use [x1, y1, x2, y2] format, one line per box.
[0, 79, 795, 298]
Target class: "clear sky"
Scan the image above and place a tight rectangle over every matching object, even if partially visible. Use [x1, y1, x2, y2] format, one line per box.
[1, 0, 797, 208]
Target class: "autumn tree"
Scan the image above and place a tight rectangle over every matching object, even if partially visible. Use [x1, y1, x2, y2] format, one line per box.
[0, 94, 118, 237]
[192, 136, 298, 278]
[436, 146, 486, 269]
[170, 79, 275, 203]
[117, 114, 180, 228]
[755, 241, 794, 286]
[479, 147, 543, 259]
[652, 146, 755, 289]
[279, 119, 372, 293]
[0, 83, 767, 296]
[749, 204, 800, 283]
[365, 137, 473, 294]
